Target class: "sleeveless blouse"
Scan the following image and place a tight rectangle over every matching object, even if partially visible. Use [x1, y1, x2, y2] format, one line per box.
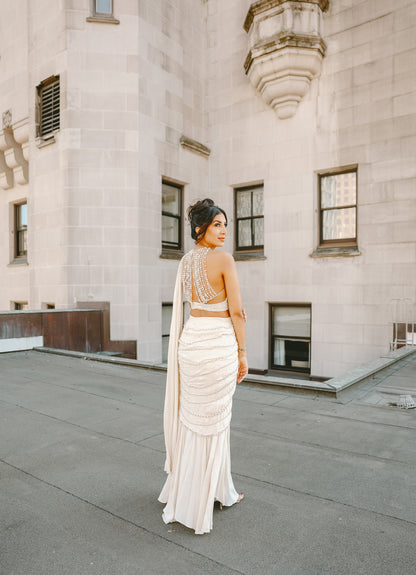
[181, 247, 229, 312]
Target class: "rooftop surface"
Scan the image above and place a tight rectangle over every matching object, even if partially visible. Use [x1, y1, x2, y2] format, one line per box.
[1, 349, 416, 575]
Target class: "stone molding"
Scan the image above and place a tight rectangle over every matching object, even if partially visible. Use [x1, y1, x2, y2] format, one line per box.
[244, 0, 329, 32]
[243, 0, 329, 119]
[179, 135, 211, 157]
[0, 117, 29, 188]
[310, 246, 361, 258]
[86, 15, 120, 24]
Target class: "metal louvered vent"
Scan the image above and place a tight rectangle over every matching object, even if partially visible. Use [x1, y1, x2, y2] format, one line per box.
[39, 77, 60, 137]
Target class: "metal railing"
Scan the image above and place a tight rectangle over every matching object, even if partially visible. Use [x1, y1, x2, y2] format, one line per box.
[390, 298, 416, 351]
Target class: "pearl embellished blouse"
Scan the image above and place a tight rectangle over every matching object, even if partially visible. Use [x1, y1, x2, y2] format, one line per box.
[181, 247, 229, 312]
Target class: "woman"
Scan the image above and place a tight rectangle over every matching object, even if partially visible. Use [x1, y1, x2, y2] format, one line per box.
[159, 198, 248, 535]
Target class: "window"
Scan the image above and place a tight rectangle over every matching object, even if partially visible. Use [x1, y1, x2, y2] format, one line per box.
[13, 302, 28, 311]
[162, 303, 173, 363]
[391, 298, 415, 350]
[87, 0, 119, 23]
[319, 169, 357, 246]
[37, 76, 60, 139]
[162, 302, 187, 362]
[95, 0, 112, 13]
[162, 181, 182, 251]
[15, 202, 27, 259]
[392, 323, 416, 349]
[270, 305, 311, 373]
[235, 185, 264, 252]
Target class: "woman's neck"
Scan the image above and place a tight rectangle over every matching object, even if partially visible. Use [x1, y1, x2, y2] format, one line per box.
[195, 242, 214, 250]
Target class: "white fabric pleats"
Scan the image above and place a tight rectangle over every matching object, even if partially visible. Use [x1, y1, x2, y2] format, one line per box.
[159, 313, 239, 535]
[179, 317, 238, 436]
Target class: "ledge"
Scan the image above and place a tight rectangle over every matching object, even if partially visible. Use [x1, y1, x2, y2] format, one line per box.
[324, 347, 416, 394]
[179, 136, 211, 157]
[86, 15, 120, 24]
[36, 135, 56, 149]
[8, 258, 28, 267]
[33, 345, 416, 402]
[234, 252, 266, 261]
[160, 250, 184, 260]
[35, 347, 168, 372]
[310, 246, 361, 258]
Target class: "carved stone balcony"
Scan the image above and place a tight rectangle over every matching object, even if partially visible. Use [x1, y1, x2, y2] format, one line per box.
[244, 0, 329, 119]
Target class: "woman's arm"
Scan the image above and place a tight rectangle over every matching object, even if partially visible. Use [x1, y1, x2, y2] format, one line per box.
[221, 252, 248, 383]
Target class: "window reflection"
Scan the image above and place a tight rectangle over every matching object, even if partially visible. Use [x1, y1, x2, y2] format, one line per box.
[320, 169, 357, 244]
[235, 185, 264, 251]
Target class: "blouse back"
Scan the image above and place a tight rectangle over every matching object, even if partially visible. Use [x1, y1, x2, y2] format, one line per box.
[181, 247, 228, 311]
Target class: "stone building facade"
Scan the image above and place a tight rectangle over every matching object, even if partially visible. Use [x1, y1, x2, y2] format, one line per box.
[0, 0, 415, 378]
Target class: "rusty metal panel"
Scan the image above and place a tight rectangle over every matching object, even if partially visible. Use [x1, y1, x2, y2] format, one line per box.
[0, 306, 136, 359]
[0, 313, 42, 339]
[42, 311, 103, 352]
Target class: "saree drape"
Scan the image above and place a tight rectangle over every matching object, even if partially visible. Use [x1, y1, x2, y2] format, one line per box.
[159, 263, 239, 534]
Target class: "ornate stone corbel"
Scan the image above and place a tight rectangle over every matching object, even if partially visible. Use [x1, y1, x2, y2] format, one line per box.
[0, 117, 29, 187]
[13, 118, 30, 163]
[0, 151, 13, 189]
[1, 129, 28, 185]
[244, 0, 329, 119]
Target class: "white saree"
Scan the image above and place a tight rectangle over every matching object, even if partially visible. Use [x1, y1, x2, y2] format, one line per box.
[159, 254, 239, 535]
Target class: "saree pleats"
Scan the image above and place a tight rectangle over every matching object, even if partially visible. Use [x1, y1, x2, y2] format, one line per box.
[159, 316, 239, 535]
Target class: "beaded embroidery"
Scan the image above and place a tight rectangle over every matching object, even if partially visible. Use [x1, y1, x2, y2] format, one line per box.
[182, 247, 219, 304]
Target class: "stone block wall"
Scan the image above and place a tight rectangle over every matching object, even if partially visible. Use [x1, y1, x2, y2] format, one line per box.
[0, 0, 414, 376]
[205, 0, 416, 376]
[0, 0, 30, 310]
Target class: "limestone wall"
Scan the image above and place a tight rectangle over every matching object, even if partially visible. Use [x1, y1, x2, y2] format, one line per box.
[137, 0, 209, 359]
[0, 0, 414, 376]
[0, 0, 30, 309]
[206, 0, 416, 376]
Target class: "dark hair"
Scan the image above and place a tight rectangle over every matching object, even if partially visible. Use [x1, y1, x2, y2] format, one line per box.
[187, 198, 227, 243]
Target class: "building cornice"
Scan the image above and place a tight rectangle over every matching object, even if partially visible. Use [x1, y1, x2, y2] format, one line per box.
[244, 0, 329, 32]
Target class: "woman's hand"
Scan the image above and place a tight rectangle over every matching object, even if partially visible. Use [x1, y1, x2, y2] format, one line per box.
[237, 355, 248, 383]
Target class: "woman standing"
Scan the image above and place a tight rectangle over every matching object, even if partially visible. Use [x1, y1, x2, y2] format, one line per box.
[159, 198, 248, 534]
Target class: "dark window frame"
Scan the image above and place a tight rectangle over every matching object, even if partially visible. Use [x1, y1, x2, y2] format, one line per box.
[269, 303, 312, 374]
[36, 75, 60, 139]
[162, 180, 183, 252]
[318, 167, 358, 247]
[234, 184, 264, 253]
[162, 302, 187, 362]
[162, 302, 172, 363]
[14, 202, 27, 259]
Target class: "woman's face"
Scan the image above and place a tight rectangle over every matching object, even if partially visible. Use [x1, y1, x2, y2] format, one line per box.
[197, 212, 227, 248]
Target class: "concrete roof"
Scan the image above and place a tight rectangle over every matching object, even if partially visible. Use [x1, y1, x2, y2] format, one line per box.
[1, 349, 416, 575]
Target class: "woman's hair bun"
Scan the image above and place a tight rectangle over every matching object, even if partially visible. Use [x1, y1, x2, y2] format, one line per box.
[187, 198, 214, 217]
[187, 198, 227, 243]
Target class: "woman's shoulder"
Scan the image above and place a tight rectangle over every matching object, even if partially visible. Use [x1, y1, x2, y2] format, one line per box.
[180, 249, 193, 264]
[210, 249, 235, 267]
